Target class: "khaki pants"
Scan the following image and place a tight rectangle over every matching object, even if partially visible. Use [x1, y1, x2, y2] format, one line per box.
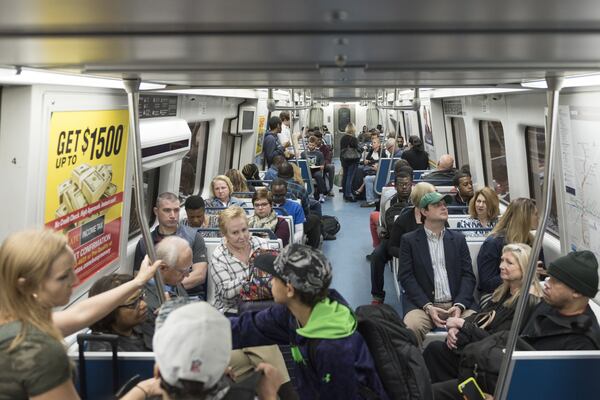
[404, 302, 476, 346]
[229, 345, 290, 383]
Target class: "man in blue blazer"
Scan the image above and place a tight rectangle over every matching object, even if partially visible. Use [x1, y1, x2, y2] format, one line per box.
[398, 192, 476, 345]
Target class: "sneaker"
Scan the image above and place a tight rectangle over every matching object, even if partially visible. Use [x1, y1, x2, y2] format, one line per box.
[371, 299, 384, 305]
[323, 233, 336, 241]
[319, 194, 326, 203]
[360, 201, 376, 208]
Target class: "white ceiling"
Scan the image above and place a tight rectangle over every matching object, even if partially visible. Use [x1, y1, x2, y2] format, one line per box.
[2, 0, 600, 98]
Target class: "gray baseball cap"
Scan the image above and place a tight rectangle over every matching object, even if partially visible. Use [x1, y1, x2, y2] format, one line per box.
[254, 243, 332, 294]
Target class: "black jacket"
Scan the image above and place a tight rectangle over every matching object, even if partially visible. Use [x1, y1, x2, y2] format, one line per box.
[401, 148, 430, 170]
[520, 301, 600, 350]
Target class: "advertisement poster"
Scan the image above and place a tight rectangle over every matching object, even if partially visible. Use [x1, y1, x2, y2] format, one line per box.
[44, 110, 129, 283]
[255, 115, 266, 156]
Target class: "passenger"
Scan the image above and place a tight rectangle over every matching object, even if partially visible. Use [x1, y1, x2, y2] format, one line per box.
[229, 244, 390, 400]
[358, 124, 369, 143]
[340, 122, 361, 202]
[140, 236, 193, 349]
[241, 163, 263, 187]
[88, 274, 150, 352]
[355, 134, 385, 208]
[401, 135, 430, 170]
[423, 154, 457, 186]
[271, 178, 321, 248]
[313, 131, 335, 197]
[300, 135, 327, 203]
[277, 163, 323, 231]
[263, 116, 289, 167]
[122, 302, 285, 400]
[398, 192, 477, 345]
[205, 175, 247, 208]
[278, 111, 293, 151]
[270, 179, 305, 244]
[456, 187, 500, 236]
[385, 137, 403, 158]
[248, 190, 291, 247]
[447, 170, 474, 214]
[0, 229, 159, 400]
[387, 182, 436, 259]
[210, 206, 271, 315]
[225, 168, 251, 193]
[134, 192, 209, 299]
[369, 171, 414, 304]
[183, 195, 219, 237]
[477, 197, 542, 303]
[432, 250, 600, 400]
[423, 243, 542, 383]
[264, 154, 285, 181]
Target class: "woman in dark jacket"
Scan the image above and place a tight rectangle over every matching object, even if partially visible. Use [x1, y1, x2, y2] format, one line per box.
[340, 122, 361, 202]
[423, 243, 543, 383]
[401, 135, 430, 170]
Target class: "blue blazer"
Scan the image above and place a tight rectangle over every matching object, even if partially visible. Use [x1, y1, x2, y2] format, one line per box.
[398, 226, 476, 313]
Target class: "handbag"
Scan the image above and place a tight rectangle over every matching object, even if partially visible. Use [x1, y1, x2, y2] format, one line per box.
[239, 248, 278, 302]
[340, 147, 361, 162]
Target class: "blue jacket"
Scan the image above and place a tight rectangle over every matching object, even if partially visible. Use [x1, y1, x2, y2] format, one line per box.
[229, 290, 389, 400]
[263, 131, 285, 167]
[398, 227, 476, 313]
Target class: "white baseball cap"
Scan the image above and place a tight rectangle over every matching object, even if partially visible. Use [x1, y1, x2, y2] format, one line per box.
[153, 301, 232, 389]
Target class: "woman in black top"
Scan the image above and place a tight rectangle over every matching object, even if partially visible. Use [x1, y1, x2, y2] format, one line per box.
[401, 135, 430, 171]
[340, 123, 361, 202]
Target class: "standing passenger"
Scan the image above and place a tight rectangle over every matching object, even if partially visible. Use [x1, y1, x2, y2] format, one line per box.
[263, 116, 287, 167]
[340, 123, 361, 202]
[401, 135, 430, 170]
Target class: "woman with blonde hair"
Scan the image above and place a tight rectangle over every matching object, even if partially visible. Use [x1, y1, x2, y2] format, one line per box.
[477, 197, 542, 298]
[371, 182, 436, 304]
[423, 243, 542, 384]
[0, 229, 160, 399]
[340, 122, 361, 202]
[205, 175, 247, 208]
[457, 186, 500, 236]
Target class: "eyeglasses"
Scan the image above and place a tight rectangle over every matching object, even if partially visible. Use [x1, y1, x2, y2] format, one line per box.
[120, 290, 146, 309]
[170, 264, 193, 276]
[254, 202, 271, 208]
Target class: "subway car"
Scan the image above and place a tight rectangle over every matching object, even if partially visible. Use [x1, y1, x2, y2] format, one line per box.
[1, 1, 600, 399]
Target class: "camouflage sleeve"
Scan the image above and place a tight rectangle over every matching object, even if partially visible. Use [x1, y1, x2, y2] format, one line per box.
[12, 331, 71, 396]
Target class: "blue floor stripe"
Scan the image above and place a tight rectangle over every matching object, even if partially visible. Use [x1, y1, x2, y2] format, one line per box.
[319, 164, 402, 315]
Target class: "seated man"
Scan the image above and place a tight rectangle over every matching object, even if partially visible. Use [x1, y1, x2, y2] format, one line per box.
[183, 195, 219, 238]
[140, 236, 192, 350]
[271, 178, 308, 244]
[134, 192, 208, 299]
[432, 250, 600, 400]
[229, 244, 389, 400]
[385, 137, 403, 159]
[300, 135, 327, 203]
[126, 301, 285, 400]
[448, 171, 474, 215]
[264, 154, 286, 181]
[423, 154, 457, 186]
[398, 192, 477, 345]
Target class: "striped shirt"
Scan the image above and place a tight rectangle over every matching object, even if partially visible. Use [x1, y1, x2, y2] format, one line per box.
[210, 236, 269, 314]
[424, 227, 452, 303]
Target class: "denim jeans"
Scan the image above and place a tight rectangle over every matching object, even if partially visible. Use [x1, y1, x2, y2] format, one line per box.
[364, 174, 377, 202]
[342, 161, 358, 198]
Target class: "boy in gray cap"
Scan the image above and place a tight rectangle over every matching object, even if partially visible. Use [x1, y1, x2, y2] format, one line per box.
[520, 250, 600, 350]
[229, 244, 389, 400]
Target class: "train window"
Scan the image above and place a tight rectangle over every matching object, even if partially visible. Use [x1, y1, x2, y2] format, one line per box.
[479, 120, 510, 202]
[128, 168, 160, 239]
[179, 121, 210, 198]
[525, 126, 560, 236]
[451, 117, 469, 169]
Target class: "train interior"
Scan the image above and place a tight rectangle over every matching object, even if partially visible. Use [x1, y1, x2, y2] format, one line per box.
[2, 1, 600, 398]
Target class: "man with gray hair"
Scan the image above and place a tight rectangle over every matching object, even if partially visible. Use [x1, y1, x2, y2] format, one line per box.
[423, 154, 457, 186]
[140, 236, 193, 349]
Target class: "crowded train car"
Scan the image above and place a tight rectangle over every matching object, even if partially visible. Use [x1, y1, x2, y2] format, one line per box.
[2, 2, 600, 399]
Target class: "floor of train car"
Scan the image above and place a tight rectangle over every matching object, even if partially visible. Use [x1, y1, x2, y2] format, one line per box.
[320, 172, 402, 315]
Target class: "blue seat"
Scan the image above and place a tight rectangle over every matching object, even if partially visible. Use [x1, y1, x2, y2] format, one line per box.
[290, 159, 313, 195]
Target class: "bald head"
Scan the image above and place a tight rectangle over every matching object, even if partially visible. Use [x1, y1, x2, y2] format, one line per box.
[438, 155, 455, 171]
[156, 236, 192, 269]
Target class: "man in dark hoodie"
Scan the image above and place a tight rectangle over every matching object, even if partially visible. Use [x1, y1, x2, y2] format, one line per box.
[229, 244, 389, 400]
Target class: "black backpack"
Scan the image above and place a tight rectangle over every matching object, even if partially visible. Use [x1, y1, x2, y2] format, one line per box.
[458, 331, 534, 394]
[321, 215, 341, 236]
[355, 304, 433, 400]
[382, 200, 407, 239]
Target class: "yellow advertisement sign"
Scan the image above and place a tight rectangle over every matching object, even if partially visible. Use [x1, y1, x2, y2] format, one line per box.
[45, 110, 129, 283]
[255, 115, 266, 156]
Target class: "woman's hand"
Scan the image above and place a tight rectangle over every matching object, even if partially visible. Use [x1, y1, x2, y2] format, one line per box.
[447, 327, 460, 350]
[134, 256, 163, 287]
[445, 317, 465, 330]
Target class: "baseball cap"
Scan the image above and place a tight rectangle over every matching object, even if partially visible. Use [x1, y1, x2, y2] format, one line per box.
[419, 192, 453, 209]
[253, 243, 332, 294]
[153, 301, 231, 389]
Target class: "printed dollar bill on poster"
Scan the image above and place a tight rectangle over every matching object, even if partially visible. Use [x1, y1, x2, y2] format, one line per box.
[44, 110, 129, 283]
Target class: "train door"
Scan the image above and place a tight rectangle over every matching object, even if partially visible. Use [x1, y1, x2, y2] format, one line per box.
[179, 121, 210, 198]
[450, 117, 469, 169]
[479, 120, 510, 202]
[333, 103, 356, 155]
[219, 120, 236, 172]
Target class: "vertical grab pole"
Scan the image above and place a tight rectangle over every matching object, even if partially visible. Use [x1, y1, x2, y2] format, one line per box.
[494, 74, 563, 400]
[123, 78, 166, 305]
